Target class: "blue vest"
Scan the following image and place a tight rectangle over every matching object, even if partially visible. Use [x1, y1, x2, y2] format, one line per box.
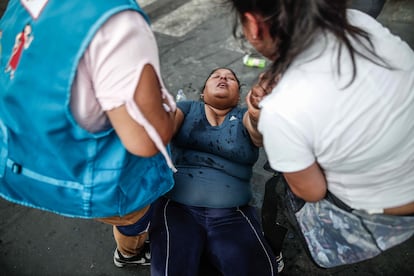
[0, 0, 174, 218]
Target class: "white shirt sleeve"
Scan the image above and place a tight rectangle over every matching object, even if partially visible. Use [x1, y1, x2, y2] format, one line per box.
[259, 88, 316, 173]
[71, 10, 174, 132]
[71, 10, 176, 171]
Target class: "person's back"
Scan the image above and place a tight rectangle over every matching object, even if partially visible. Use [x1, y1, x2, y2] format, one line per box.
[224, 0, 414, 269]
[260, 9, 414, 213]
[0, 0, 174, 218]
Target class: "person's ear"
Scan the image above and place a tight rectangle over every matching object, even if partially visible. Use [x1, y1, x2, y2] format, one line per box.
[243, 12, 261, 40]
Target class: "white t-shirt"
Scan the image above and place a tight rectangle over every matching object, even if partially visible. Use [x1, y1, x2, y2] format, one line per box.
[70, 10, 176, 170]
[259, 9, 414, 213]
[70, 10, 170, 132]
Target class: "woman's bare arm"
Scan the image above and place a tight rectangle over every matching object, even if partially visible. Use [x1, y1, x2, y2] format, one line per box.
[283, 162, 327, 202]
[243, 90, 263, 147]
[173, 108, 185, 136]
[106, 64, 174, 157]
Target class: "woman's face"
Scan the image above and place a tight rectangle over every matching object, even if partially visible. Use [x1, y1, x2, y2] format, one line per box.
[241, 15, 279, 61]
[202, 68, 240, 109]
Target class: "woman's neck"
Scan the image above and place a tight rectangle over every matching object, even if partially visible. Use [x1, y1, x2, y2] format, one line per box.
[204, 104, 232, 126]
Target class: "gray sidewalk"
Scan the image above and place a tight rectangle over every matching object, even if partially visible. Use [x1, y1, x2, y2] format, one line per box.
[1, 0, 413, 275]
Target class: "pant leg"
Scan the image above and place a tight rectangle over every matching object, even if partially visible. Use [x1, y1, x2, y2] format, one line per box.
[112, 225, 148, 256]
[149, 197, 206, 276]
[262, 173, 288, 255]
[98, 205, 150, 256]
[206, 206, 278, 276]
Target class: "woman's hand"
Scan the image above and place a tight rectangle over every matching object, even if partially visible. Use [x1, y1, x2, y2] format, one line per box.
[244, 72, 281, 147]
[244, 82, 264, 147]
[250, 73, 280, 107]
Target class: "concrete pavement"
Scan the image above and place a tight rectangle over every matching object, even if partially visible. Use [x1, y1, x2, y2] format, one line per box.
[1, 0, 413, 275]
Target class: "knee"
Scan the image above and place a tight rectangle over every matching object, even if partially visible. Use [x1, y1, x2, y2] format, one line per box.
[116, 206, 153, 236]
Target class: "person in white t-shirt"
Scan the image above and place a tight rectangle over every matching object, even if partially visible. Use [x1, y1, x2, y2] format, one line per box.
[224, 0, 414, 268]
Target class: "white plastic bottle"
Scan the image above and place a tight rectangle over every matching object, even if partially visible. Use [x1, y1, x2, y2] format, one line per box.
[176, 89, 187, 102]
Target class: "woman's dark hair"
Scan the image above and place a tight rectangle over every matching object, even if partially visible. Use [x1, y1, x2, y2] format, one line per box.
[226, 0, 389, 87]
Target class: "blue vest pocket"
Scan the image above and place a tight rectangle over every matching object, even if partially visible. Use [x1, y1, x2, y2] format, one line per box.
[1, 160, 88, 218]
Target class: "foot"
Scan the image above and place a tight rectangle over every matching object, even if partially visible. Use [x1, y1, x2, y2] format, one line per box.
[276, 252, 284, 273]
[113, 240, 151, 267]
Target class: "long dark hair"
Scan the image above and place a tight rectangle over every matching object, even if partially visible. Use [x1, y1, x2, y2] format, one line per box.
[227, 0, 389, 87]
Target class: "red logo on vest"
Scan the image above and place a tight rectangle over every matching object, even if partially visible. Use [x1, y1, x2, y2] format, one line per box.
[5, 23, 34, 79]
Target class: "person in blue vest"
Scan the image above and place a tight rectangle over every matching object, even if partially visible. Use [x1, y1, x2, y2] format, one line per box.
[149, 68, 279, 276]
[0, 0, 176, 267]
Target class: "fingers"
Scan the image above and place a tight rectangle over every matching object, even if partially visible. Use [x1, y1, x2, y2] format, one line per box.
[249, 88, 262, 109]
[249, 82, 268, 110]
[245, 91, 260, 123]
[245, 90, 255, 109]
[259, 72, 282, 93]
[248, 72, 282, 111]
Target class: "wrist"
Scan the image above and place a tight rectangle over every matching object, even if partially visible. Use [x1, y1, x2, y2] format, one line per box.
[243, 112, 263, 147]
[248, 112, 259, 128]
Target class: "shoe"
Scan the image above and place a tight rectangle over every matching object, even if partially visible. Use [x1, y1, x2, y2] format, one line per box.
[113, 240, 151, 267]
[276, 252, 284, 273]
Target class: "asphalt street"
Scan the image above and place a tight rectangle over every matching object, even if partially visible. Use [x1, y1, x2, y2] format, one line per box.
[1, 0, 413, 275]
